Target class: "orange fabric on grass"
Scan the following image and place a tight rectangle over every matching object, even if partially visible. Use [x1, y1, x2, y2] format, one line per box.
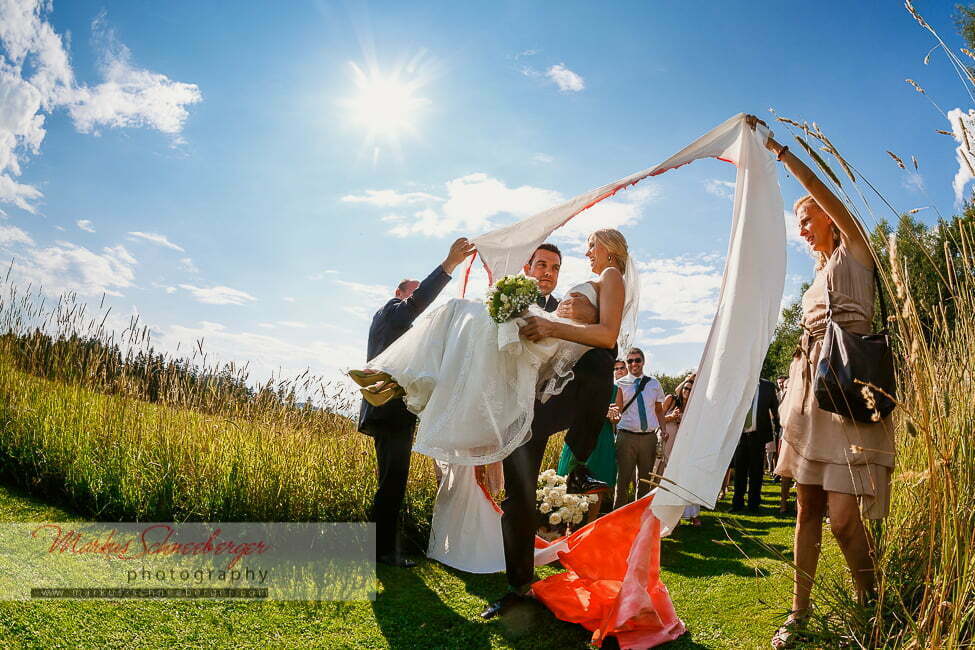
[532, 495, 685, 648]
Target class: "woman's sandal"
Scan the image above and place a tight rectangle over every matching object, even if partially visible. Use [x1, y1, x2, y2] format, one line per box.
[348, 369, 392, 387]
[771, 614, 808, 649]
[360, 381, 405, 407]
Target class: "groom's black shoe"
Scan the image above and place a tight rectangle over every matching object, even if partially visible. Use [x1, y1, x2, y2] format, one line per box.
[567, 464, 609, 495]
[377, 553, 417, 568]
[479, 591, 533, 620]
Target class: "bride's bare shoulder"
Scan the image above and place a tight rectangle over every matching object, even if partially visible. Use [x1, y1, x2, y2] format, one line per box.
[596, 266, 624, 287]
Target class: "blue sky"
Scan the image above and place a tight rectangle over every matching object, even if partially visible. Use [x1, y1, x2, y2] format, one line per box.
[0, 0, 969, 386]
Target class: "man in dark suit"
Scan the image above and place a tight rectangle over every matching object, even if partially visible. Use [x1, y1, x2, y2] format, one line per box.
[732, 377, 781, 513]
[358, 236, 476, 567]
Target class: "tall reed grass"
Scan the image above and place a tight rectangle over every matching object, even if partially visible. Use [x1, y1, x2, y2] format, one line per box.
[0, 281, 566, 550]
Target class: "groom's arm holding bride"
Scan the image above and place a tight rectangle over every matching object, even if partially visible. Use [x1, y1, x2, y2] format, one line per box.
[520, 269, 624, 349]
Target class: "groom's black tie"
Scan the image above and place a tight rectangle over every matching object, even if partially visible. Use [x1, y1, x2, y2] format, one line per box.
[536, 295, 548, 309]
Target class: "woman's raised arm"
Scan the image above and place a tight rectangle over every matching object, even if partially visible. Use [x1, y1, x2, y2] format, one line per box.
[745, 115, 873, 266]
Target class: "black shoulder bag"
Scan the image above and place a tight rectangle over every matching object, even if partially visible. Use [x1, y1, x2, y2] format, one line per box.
[813, 269, 897, 423]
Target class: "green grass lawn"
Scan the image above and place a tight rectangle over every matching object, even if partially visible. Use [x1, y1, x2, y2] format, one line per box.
[0, 479, 850, 649]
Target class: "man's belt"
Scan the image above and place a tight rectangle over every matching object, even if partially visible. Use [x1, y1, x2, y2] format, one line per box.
[618, 428, 658, 436]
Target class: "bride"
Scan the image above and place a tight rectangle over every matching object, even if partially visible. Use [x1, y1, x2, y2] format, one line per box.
[350, 228, 638, 470]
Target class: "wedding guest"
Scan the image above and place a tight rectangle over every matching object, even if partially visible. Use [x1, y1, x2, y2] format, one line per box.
[357, 237, 476, 567]
[775, 375, 795, 515]
[731, 378, 780, 513]
[557, 359, 625, 520]
[613, 347, 665, 506]
[746, 115, 895, 649]
[658, 376, 692, 474]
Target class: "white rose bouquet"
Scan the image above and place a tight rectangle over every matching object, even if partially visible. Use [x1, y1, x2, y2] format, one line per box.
[536, 469, 598, 536]
[485, 275, 542, 323]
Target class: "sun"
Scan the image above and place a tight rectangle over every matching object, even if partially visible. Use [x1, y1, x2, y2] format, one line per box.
[339, 60, 432, 161]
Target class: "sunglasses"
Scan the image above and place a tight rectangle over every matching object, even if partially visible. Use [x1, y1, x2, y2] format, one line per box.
[626, 359, 642, 365]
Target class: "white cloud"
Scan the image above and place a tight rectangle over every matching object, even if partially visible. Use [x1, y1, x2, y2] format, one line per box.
[76, 219, 95, 232]
[177, 257, 198, 273]
[282, 296, 295, 302]
[178, 284, 256, 306]
[948, 108, 975, 206]
[704, 179, 735, 200]
[12, 241, 137, 297]
[0, 2, 201, 212]
[903, 171, 925, 193]
[380, 173, 562, 238]
[67, 12, 201, 137]
[532, 153, 554, 164]
[342, 305, 372, 321]
[546, 63, 585, 92]
[155, 320, 365, 389]
[0, 223, 33, 246]
[357, 173, 659, 245]
[514, 49, 539, 60]
[127, 231, 185, 252]
[639, 255, 724, 344]
[276, 320, 307, 328]
[340, 189, 442, 207]
[333, 279, 391, 301]
[164, 286, 176, 294]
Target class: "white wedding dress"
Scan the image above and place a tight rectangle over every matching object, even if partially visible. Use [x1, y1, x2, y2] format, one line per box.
[367, 282, 598, 465]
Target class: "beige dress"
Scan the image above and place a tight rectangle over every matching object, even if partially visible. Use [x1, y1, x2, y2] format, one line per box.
[775, 242, 895, 518]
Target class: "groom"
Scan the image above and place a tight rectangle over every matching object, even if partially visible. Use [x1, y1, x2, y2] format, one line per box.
[482, 242, 604, 619]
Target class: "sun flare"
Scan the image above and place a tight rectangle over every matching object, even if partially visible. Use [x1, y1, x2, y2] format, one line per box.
[340, 61, 431, 152]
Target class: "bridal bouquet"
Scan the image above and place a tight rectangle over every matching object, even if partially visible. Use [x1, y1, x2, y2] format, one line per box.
[536, 469, 598, 532]
[486, 275, 541, 323]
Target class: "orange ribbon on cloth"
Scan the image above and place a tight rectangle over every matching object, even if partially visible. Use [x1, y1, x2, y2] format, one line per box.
[531, 495, 685, 648]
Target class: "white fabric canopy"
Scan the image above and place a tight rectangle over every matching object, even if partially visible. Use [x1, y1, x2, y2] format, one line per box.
[469, 113, 786, 536]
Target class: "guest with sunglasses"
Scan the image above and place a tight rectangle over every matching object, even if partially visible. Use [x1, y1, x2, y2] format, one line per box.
[613, 347, 666, 507]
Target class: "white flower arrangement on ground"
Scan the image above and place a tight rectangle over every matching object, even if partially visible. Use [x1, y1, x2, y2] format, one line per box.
[536, 468, 598, 530]
[486, 274, 542, 323]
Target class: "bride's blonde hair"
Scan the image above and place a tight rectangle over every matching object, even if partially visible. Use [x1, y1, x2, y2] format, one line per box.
[591, 228, 629, 271]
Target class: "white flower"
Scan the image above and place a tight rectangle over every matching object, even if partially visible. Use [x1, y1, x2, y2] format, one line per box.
[549, 513, 562, 525]
[579, 501, 589, 512]
[572, 513, 583, 524]
[551, 495, 563, 507]
[536, 489, 545, 500]
[588, 494, 599, 503]
[558, 507, 571, 519]
[540, 502, 552, 514]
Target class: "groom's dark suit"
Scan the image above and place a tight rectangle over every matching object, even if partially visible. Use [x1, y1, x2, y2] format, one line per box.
[500, 295, 616, 591]
[358, 265, 451, 559]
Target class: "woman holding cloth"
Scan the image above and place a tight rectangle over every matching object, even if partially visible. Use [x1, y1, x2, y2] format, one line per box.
[745, 115, 895, 649]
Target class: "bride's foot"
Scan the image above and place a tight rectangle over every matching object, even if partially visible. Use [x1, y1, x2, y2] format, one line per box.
[348, 369, 392, 387]
[566, 464, 609, 495]
[771, 613, 808, 649]
[360, 381, 405, 407]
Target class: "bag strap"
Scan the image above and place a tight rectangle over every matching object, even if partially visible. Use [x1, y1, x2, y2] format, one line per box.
[873, 268, 889, 335]
[620, 376, 650, 415]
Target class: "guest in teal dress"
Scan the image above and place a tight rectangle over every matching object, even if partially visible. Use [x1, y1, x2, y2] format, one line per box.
[558, 359, 627, 523]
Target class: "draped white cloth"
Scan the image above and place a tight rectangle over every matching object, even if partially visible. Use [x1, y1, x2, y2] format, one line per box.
[467, 113, 785, 536]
